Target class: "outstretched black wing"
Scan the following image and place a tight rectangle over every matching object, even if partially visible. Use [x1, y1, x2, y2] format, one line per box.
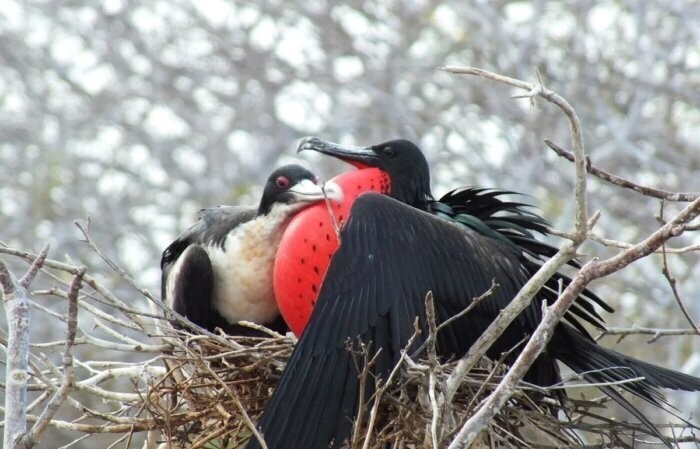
[249, 193, 560, 449]
[251, 193, 700, 449]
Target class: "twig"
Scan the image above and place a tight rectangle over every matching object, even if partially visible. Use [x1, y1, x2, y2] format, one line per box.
[192, 352, 268, 449]
[425, 292, 441, 448]
[598, 327, 699, 343]
[321, 182, 342, 243]
[584, 232, 700, 254]
[18, 267, 85, 448]
[545, 139, 699, 202]
[33, 287, 143, 331]
[361, 318, 421, 449]
[441, 66, 589, 234]
[75, 219, 158, 304]
[18, 245, 50, 290]
[235, 320, 285, 338]
[658, 202, 700, 335]
[0, 245, 153, 330]
[437, 280, 498, 334]
[351, 342, 381, 448]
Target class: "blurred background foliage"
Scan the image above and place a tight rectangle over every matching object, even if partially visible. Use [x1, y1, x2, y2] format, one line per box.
[1, 0, 699, 446]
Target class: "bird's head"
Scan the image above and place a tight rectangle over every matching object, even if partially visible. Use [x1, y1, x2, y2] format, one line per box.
[298, 137, 433, 208]
[258, 164, 343, 216]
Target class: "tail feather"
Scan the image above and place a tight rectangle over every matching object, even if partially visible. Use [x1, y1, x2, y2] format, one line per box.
[554, 324, 700, 396]
[597, 385, 671, 446]
[552, 324, 700, 445]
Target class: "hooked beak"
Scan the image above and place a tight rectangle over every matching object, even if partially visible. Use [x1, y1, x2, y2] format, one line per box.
[287, 178, 344, 204]
[297, 137, 378, 168]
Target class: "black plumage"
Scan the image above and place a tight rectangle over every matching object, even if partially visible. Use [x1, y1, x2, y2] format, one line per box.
[248, 139, 700, 448]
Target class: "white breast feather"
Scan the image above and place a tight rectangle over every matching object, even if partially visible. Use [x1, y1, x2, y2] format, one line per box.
[207, 203, 301, 325]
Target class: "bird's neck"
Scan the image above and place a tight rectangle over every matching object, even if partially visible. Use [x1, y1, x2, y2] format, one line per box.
[390, 174, 433, 211]
[395, 188, 433, 212]
[254, 203, 304, 236]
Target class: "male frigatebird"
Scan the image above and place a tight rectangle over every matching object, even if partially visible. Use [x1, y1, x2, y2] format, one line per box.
[252, 139, 700, 448]
[161, 164, 342, 336]
[275, 138, 609, 339]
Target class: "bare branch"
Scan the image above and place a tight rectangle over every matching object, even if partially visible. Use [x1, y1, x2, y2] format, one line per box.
[2, 260, 31, 448]
[18, 245, 49, 290]
[658, 203, 700, 335]
[18, 267, 85, 448]
[599, 327, 699, 343]
[545, 139, 699, 202]
[437, 280, 498, 334]
[75, 220, 158, 304]
[441, 65, 589, 236]
[425, 292, 442, 448]
[442, 66, 595, 406]
[0, 246, 154, 330]
[583, 232, 700, 254]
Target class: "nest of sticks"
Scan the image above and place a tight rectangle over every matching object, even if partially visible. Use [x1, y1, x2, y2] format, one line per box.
[1, 241, 698, 449]
[146, 328, 695, 449]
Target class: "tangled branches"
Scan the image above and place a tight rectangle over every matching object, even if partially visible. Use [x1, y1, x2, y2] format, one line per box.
[1, 239, 698, 448]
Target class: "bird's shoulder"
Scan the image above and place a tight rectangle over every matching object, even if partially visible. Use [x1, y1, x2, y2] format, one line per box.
[161, 205, 258, 269]
[304, 191, 530, 354]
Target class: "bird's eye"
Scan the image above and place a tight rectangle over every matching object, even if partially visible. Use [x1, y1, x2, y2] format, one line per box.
[382, 146, 395, 157]
[276, 176, 290, 188]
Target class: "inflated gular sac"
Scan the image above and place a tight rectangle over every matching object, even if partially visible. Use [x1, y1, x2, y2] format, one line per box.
[273, 168, 390, 336]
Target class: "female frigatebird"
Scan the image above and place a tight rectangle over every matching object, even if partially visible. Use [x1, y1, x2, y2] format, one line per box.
[253, 139, 700, 449]
[161, 164, 342, 336]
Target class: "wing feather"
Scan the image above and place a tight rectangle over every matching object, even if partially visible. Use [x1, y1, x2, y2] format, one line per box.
[249, 193, 541, 448]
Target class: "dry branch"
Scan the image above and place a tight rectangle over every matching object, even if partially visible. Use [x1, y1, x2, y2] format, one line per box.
[440, 66, 593, 438]
[17, 267, 84, 448]
[2, 245, 49, 449]
[544, 139, 699, 202]
[449, 196, 699, 447]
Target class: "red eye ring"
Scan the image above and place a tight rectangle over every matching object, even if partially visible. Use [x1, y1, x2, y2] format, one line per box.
[276, 176, 290, 188]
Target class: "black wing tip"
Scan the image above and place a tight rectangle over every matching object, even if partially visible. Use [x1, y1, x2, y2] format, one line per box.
[160, 238, 188, 270]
